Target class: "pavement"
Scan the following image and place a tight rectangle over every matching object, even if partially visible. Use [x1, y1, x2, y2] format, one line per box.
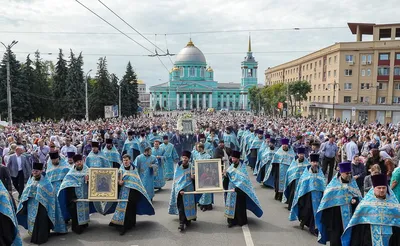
[19, 166, 319, 246]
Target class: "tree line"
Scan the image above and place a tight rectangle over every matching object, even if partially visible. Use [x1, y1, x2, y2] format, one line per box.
[0, 49, 139, 123]
[248, 80, 312, 117]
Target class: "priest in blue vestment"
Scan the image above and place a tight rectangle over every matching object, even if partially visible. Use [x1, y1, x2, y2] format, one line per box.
[17, 162, 56, 244]
[223, 126, 239, 151]
[240, 124, 255, 160]
[0, 181, 22, 246]
[224, 150, 263, 227]
[341, 173, 400, 246]
[168, 151, 197, 232]
[258, 138, 276, 186]
[110, 154, 155, 235]
[148, 128, 163, 147]
[46, 152, 70, 234]
[289, 154, 325, 236]
[206, 130, 219, 157]
[316, 162, 362, 246]
[283, 147, 310, 210]
[102, 138, 122, 169]
[66, 151, 75, 167]
[152, 139, 166, 189]
[85, 141, 111, 168]
[122, 131, 140, 161]
[161, 135, 180, 180]
[271, 138, 296, 201]
[246, 130, 264, 170]
[133, 147, 158, 201]
[138, 132, 152, 154]
[253, 134, 270, 176]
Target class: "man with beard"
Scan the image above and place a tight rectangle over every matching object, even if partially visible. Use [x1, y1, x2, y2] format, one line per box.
[122, 131, 140, 161]
[341, 173, 400, 246]
[103, 138, 122, 169]
[160, 135, 180, 181]
[316, 162, 362, 246]
[258, 138, 277, 186]
[223, 126, 239, 151]
[46, 152, 70, 234]
[138, 131, 151, 154]
[17, 162, 55, 244]
[289, 154, 325, 236]
[66, 152, 75, 167]
[152, 139, 166, 190]
[85, 141, 111, 168]
[168, 151, 197, 232]
[193, 143, 213, 211]
[270, 138, 296, 201]
[246, 130, 264, 170]
[0, 181, 22, 246]
[133, 147, 158, 201]
[213, 140, 232, 169]
[109, 154, 155, 235]
[224, 150, 263, 228]
[253, 134, 270, 176]
[283, 147, 310, 210]
[58, 154, 91, 234]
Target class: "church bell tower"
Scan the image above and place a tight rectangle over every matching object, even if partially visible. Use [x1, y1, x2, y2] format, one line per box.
[241, 36, 258, 88]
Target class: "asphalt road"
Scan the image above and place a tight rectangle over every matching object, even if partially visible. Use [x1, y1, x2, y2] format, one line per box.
[19, 167, 319, 246]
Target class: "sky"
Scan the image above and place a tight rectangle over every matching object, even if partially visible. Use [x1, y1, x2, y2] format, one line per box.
[1, 0, 399, 90]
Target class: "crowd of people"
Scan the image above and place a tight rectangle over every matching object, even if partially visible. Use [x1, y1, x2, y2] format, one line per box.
[0, 111, 400, 245]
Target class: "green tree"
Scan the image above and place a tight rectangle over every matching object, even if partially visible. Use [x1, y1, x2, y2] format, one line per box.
[65, 50, 85, 120]
[248, 85, 263, 114]
[155, 101, 161, 111]
[288, 80, 312, 116]
[53, 49, 68, 120]
[18, 55, 35, 121]
[32, 51, 52, 120]
[120, 62, 138, 117]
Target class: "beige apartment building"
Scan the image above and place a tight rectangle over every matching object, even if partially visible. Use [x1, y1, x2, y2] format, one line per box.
[265, 23, 400, 124]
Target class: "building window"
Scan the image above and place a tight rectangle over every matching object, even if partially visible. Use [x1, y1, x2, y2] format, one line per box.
[306, 64, 309, 70]
[334, 56, 337, 63]
[200, 67, 205, 77]
[378, 97, 386, 104]
[378, 82, 384, 90]
[327, 96, 330, 102]
[314, 73, 316, 79]
[309, 96, 311, 102]
[319, 72, 321, 78]
[396, 53, 400, 60]
[247, 69, 253, 77]
[310, 63, 312, 69]
[180, 67, 184, 77]
[393, 97, 400, 104]
[327, 84, 331, 90]
[361, 83, 370, 90]
[313, 96, 316, 101]
[345, 55, 354, 62]
[378, 67, 390, 76]
[318, 96, 320, 102]
[344, 83, 352, 90]
[318, 84, 321, 90]
[361, 69, 365, 76]
[319, 60, 322, 67]
[334, 70, 337, 77]
[345, 69, 353, 76]
[323, 84, 326, 90]
[395, 83, 400, 90]
[394, 67, 400, 75]
[367, 69, 371, 76]
[361, 55, 367, 63]
[367, 55, 372, 63]
[322, 96, 325, 102]
[379, 53, 390, 60]
[344, 96, 351, 103]
[329, 57, 331, 65]
[314, 85, 316, 91]
[328, 71, 331, 77]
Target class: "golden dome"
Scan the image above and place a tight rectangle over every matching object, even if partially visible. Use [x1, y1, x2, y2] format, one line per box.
[206, 66, 213, 72]
[172, 66, 180, 71]
[137, 79, 144, 84]
[186, 38, 194, 47]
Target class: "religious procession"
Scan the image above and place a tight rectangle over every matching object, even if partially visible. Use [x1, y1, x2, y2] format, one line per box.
[0, 111, 399, 246]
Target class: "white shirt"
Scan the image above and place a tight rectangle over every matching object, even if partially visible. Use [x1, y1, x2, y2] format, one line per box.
[345, 141, 359, 162]
[16, 155, 22, 171]
[60, 145, 78, 157]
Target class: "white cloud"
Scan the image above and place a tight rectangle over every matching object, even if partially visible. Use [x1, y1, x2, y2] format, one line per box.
[1, 0, 399, 88]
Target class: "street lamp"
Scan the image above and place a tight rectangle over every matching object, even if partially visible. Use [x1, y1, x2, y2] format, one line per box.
[85, 69, 92, 121]
[1, 40, 18, 126]
[332, 81, 339, 120]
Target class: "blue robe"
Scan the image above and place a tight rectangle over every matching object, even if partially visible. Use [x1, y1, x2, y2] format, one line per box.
[148, 134, 162, 147]
[341, 189, 400, 246]
[193, 152, 214, 206]
[246, 136, 264, 168]
[206, 135, 219, 157]
[138, 138, 151, 154]
[316, 176, 362, 244]
[289, 166, 326, 222]
[102, 146, 122, 165]
[225, 161, 263, 219]
[0, 182, 22, 246]
[270, 147, 296, 192]
[152, 146, 166, 189]
[133, 154, 158, 200]
[160, 143, 179, 180]
[223, 132, 239, 151]
[122, 138, 140, 159]
[168, 162, 197, 221]
[110, 165, 155, 225]
[253, 140, 268, 176]
[259, 147, 277, 186]
[85, 151, 111, 168]
[241, 131, 255, 158]
[282, 158, 310, 203]
[46, 158, 70, 233]
[17, 175, 56, 235]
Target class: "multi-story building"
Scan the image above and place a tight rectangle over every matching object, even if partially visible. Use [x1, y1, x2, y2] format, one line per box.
[137, 80, 150, 108]
[265, 22, 400, 124]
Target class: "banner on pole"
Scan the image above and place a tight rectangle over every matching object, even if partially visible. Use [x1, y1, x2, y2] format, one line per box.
[105, 105, 119, 118]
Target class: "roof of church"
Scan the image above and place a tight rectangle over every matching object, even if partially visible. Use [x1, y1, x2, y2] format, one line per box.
[174, 39, 207, 64]
[217, 83, 241, 89]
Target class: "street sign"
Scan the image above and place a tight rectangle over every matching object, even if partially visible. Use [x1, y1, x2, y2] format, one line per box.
[351, 107, 356, 117]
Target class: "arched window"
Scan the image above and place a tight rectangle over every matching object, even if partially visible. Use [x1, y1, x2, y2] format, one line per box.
[190, 67, 195, 77]
[247, 69, 252, 77]
[180, 67, 184, 77]
[200, 67, 205, 77]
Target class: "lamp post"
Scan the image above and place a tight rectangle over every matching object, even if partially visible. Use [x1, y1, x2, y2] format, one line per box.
[1, 40, 18, 126]
[85, 69, 92, 121]
[332, 81, 339, 120]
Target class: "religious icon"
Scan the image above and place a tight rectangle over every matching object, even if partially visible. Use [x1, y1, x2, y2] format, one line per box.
[194, 159, 223, 193]
[88, 168, 118, 201]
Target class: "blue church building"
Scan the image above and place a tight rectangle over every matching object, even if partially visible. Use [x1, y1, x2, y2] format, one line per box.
[149, 38, 259, 110]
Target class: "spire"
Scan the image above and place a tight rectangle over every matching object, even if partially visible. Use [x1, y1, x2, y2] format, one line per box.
[248, 35, 252, 52]
[187, 38, 194, 47]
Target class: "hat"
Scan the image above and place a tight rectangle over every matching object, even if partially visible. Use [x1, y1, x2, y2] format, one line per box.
[127, 131, 134, 136]
[231, 150, 241, 159]
[91, 141, 99, 148]
[339, 162, 352, 173]
[281, 138, 289, 145]
[152, 129, 157, 133]
[310, 154, 319, 162]
[163, 135, 169, 140]
[371, 174, 388, 188]
[248, 124, 254, 128]
[154, 139, 161, 143]
[199, 134, 206, 139]
[67, 152, 75, 158]
[72, 154, 83, 162]
[265, 134, 271, 139]
[297, 147, 305, 154]
[270, 138, 276, 144]
[106, 138, 113, 144]
[182, 150, 191, 158]
[257, 129, 263, 135]
[33, 162, 44, 170]
[49, 152, 59, 160]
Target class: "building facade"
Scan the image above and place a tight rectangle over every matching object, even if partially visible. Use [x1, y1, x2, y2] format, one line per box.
[137, 80, 150, 108]
[265, 23, 400, 124]
[149, 38, 259, 111]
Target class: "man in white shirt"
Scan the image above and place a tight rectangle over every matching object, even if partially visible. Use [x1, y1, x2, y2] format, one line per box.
[345, 134, 359, 162]
[6, 145, 32, 198]
[60, 137, 77, 157]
